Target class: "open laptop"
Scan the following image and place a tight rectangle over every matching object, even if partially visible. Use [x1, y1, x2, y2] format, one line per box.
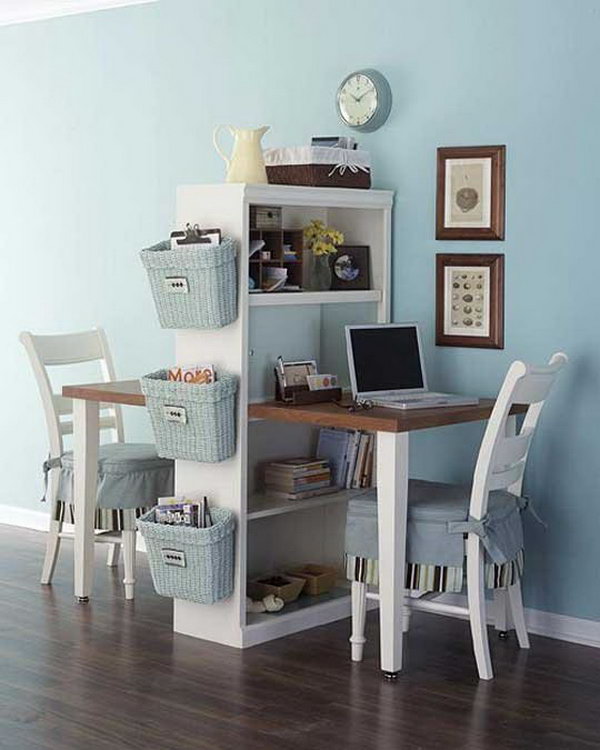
[345, 323, 479, 410]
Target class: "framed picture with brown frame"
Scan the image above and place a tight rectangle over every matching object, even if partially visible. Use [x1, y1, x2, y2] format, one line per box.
[329, 245, 370, 291]
[436, 253, 504, 349]
[436, 145, 506, 240]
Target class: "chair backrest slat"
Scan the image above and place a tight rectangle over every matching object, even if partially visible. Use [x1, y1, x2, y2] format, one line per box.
[488, 460, 526, 491]
[493, 429, 533, 468]
[30, 331, 105, 366]
[469, 352, 567, 520]
[20, 328, 125, 459]
[511, 372, 557, 405]
[59, 415, 119, 437]
[53, 395, 74, 417]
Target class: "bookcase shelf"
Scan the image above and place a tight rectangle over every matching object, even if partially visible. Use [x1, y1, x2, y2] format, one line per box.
[247, 487, 370, 521]
[245, 585, 350, 628]
[249, 289, 382, 306]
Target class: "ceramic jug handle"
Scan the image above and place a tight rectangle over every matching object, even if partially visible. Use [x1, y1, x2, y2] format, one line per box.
[212, 125, 231, 168]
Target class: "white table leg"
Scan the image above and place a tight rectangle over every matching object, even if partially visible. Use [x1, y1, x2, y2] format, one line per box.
[376, 431, 409, 678]
[73, 399, 99, 602]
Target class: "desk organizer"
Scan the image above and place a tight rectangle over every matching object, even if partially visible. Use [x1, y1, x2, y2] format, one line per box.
[138, 507, 235, 604]
[264, 146, 371, 189]
[274, 370, 342, 405]
[140, 237, 237, 329]
[141, 370, 237, 462]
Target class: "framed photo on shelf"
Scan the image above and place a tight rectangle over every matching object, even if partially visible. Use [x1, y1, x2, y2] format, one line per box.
[436, 145, 506, 240]
[329, 245, 370, 291]
[436, 254, 504, 349]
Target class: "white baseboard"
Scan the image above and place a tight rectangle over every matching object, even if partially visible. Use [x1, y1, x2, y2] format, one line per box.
[0, 504, 147, 552]
[425, 592, 600, 649]
[1, 504, 598, 649]
[0, 504, 51, 532]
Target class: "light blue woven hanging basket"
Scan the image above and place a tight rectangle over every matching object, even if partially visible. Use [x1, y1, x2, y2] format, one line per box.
[140, 238, 237, 329]
[140, 370, 238, 463]
[137, 506, 235, 604]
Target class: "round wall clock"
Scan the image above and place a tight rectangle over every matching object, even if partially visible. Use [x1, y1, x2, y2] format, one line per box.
[336, 69, 392, 133]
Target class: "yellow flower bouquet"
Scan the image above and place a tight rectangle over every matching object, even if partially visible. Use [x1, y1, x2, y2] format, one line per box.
[303, 220, 344, 256]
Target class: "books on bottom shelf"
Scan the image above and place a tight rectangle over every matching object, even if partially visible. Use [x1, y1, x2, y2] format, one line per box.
[264, 458, 333, 501]
[264, 486, 337, 502]
[316, 427, 375, 490]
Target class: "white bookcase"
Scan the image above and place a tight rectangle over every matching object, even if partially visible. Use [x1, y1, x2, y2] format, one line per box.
[171, 183, 394, 647]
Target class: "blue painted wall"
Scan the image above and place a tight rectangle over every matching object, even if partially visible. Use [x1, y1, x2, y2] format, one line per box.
[2, 0, 598, 621]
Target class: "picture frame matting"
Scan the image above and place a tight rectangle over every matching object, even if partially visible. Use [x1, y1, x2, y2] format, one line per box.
[435, 253, 504, 349]
[436, 145, 506, 240]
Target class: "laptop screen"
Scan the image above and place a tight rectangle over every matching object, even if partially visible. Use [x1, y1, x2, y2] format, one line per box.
[348, 325, 425, 394]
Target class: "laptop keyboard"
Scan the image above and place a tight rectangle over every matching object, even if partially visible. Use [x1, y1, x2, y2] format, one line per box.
[378, 392, 444, 402]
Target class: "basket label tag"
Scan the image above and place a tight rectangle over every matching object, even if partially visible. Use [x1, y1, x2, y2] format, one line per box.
[162, 548, 186, 567]
[163, 405, 187, 424]
[164, 276, 189, 294]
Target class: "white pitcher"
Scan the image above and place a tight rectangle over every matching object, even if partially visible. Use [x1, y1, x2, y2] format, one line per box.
[213, 125, 270, 183]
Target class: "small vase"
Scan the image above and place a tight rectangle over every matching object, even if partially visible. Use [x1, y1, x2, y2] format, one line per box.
[308, 254, 332, 292]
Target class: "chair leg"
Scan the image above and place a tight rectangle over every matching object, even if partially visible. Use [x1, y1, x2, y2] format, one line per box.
[493, 588, 513, 639]
[507, 579, 530, 649]
[402, 603, 411, 634]
[41, 519, 62, 585]
[350, 581, 367, 662]
[466, 535, 493, 680]
[106, 543, 120, 567]
[122, 529, 136, 600]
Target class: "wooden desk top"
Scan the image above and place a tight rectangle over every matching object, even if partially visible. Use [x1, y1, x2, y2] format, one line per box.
[249, 399, 527, 433]
[63, 380, 146, 407]
[62, 380, 527, 433]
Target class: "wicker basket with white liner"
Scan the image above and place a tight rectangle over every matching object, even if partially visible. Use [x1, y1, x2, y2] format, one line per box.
[137, 506, 235, 604]
[264, 146, 371, 189]
[139, 237, 237, 329]
[140, 370, 237, 463]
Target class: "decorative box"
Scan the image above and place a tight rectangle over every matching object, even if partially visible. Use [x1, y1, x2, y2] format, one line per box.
[285, 564, 338, 596]
[247, 574, 306, 603]
[264, 146, 371, 189]
[250, 205, 282, 230]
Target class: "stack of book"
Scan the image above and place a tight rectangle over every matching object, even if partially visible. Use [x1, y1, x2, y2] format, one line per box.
[316, 428, 375, 489]
[264, 458, 332, 500]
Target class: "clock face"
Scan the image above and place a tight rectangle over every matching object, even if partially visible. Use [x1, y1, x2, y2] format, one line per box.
[337, 73, 378, 128]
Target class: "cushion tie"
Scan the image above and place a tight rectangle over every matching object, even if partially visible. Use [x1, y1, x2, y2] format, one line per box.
[447, 514, 507, 564]
[516, 494, 548, 529]
[41, 455, 62, 502]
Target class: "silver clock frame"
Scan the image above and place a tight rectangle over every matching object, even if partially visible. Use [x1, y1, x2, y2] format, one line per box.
[336, 68, 392, 133]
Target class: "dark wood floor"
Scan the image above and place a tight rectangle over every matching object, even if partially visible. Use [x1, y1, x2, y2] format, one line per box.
[1, 525, 598, 750]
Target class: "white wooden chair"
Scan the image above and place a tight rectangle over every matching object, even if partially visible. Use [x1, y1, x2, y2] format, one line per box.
[346, 353, 567, 679]
[20, 328, 173, 600]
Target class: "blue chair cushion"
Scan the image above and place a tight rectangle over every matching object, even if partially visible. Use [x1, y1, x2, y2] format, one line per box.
[57, 443, 174, 510]
[345, 479, 525, 567]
